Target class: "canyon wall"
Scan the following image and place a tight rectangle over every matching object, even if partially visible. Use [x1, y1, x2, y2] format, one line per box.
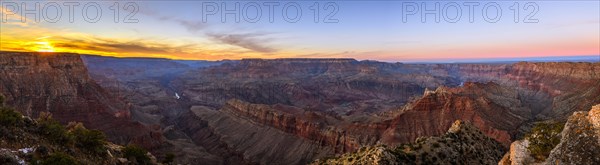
[0, 52, 164, 149]
[177, 106, 335, 164]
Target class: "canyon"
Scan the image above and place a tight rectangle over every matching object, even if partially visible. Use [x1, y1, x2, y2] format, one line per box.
[1, 51, 599, 164]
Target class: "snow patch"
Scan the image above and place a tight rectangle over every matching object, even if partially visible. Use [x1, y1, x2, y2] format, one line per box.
[18, 147, 34, 154]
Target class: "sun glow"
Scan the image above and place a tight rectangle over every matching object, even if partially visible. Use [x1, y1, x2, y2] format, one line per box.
[34, 41, 55, 52]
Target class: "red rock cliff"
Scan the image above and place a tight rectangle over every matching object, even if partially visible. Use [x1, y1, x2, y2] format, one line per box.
[0, 51, 164, 149]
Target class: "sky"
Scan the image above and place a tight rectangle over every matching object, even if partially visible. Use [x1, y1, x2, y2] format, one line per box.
[1, 0, 599, 62]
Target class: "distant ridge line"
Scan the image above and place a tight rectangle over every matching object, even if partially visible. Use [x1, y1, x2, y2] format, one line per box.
[241, 58, 356, 61]
[1, 51, 597, 63]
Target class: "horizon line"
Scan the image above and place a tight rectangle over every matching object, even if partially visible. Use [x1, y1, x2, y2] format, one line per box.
[1, 50, 599, 63]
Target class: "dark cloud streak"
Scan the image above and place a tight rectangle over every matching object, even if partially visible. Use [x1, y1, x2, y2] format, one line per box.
[206, 32, 277, 53]
[139, 8, 277, 53]
[52, 36, 196, 56]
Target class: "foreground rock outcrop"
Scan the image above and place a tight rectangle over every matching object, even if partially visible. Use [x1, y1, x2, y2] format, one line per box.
[0, 95, 161, 165]
[499, 104, 600, 165]
[314, 120, 506, 165]
[498, 139, 535, 165]
[545, 104, 600, 164]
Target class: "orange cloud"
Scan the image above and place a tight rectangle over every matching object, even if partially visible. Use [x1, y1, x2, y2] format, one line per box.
[0, 22, 300, 60]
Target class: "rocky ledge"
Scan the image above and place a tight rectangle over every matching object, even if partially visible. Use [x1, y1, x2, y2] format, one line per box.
[545, 104, 600, 164]
[314, 120, 506, 165]
[499, 104, 600, 165]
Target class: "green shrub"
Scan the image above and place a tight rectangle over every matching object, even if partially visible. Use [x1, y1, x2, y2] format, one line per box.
[123, 145, 151, 165]
[70, 123, 107, 154]
[347, 157, 354, 162]
[162, 153, 175, 164]
[39, 152, 79, 165]
[526, 122, 564, 161]
[0, 95, 21, 126]
[0, 95, 4, 106]
[1, 152, 20, 164]
[0, 107, 22, 126]
[37, 113, 72, 144]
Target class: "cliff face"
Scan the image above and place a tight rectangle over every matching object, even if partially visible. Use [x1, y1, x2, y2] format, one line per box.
[0, 52, 95, 116]
[510, 62, 600, 80]
[452, 62, 600, 95]
[381, 80, 552, 147]
[458, 62, 600, 117]
[220, 99, 391, 153]
[502, 62, 599, 101]
[0, 52, 163, 149]
[177, 105, 335, 165]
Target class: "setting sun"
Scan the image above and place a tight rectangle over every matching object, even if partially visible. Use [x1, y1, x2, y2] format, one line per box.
[34, 41, 54, 52]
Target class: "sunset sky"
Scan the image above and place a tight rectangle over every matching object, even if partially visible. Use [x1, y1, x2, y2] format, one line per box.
[1, 0, 599, 62]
